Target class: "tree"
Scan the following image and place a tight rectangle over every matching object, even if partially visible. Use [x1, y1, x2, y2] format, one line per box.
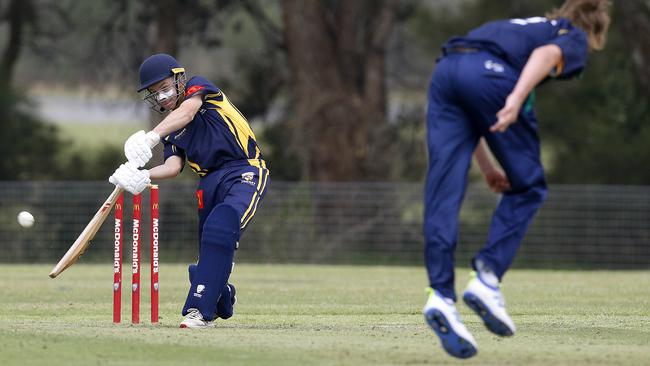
[616, 0, 650, 91]
[0, 91, 62, 180]
[0, 0, 35, 87]
[281, 0, 402, 181]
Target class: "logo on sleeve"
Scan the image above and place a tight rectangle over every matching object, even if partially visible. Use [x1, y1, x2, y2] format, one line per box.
[185, 85, 205, 97]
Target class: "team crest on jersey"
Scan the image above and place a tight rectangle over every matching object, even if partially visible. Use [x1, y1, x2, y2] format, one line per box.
[240, 172, 256, 186]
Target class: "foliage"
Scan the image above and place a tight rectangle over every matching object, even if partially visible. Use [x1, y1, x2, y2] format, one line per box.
[537, 15, 650, 183]
[401, 0, 650, 184]
[3, 0, 650, 183]
[0, 89, 125, 180]
[0, 91, 62, 180]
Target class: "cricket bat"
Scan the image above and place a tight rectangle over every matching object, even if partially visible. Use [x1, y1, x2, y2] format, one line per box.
[49, 186, 124, 278]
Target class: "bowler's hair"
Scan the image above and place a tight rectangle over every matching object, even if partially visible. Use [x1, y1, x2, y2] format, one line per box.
[547, 0, 611, 51]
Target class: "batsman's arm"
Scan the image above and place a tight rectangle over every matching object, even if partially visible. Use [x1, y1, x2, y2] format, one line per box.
[152, 95, 203, 138]
[148, 155, 184, 180]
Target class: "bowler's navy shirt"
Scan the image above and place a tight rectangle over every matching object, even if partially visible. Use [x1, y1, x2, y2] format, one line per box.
[444, 17, 589, 79]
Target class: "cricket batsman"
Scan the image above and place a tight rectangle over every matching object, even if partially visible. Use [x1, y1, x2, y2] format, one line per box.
[108, 54, 269, 328]
[422, 0, 610, 358]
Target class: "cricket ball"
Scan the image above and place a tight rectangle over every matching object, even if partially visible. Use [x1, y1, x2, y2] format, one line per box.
[17, 211, 35, 228]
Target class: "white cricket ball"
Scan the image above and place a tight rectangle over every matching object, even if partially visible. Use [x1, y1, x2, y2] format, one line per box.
[17, 211, 35, 228]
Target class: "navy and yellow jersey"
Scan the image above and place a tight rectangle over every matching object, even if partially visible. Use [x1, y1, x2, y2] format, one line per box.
[162, 76, 266, 177]
[444, 17, 588, 79]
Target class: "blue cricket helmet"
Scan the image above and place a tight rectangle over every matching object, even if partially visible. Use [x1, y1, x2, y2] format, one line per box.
[137, 54, 185, 92]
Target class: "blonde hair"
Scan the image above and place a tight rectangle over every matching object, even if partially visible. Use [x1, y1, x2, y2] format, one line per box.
[547, 0, 611, 51]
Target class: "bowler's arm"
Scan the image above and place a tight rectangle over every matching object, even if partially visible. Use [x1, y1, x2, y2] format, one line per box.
[474, 138, 494, 172]
[474, 138, 511, 193]
[491, 44, 563, 133]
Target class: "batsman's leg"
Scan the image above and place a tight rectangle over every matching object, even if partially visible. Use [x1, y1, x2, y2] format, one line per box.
[182, 204, 240, 326]
[188, 263, 237, 319]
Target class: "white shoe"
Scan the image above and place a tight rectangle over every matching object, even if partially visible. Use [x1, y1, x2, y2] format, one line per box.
[180, 308, 215, 329]
[462, 274, 515, 336]
[423, 288, 478, 359]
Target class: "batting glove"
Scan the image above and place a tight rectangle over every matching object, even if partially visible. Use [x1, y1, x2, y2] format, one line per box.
[124, 130, 160, 168]
[109, 162, 151, 195]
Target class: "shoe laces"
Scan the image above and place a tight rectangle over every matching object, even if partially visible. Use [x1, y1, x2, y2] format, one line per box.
[186, 308, 202, 320]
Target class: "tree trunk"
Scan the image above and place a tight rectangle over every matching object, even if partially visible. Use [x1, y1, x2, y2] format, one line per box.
[616, 0, 650, 91]
[152, 0, 179, 56]
[148, 0, 180, 164]
[282, 0, 396, 181]
[0, 0, 34, 88]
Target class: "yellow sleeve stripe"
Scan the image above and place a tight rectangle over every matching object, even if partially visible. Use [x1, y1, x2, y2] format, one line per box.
[187, 159, 209, 177]
[205, 92, 223, 99]
[247, 159, 267, 169]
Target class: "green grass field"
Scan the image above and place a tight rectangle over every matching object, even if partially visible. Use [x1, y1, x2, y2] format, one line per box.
[1, 264, 648, 366]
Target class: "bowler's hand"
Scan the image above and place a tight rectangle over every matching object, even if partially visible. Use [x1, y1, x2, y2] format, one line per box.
[482, 166, 511, 193]
[124, 130, 160, 167]
[109, 162, 151, 195]
[491, 94, 524, 133]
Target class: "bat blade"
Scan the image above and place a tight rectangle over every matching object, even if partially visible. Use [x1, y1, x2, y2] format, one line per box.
[49, 187, 124, 278]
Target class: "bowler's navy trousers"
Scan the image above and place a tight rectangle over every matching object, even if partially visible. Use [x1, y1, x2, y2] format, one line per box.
[424, 51, 547, 301]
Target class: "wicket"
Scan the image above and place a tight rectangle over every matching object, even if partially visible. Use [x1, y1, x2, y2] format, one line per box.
[113, 185, 159, 324]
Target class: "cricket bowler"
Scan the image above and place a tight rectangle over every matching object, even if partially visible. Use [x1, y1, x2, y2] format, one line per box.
[109, 53, 269, 328]
[422, 0, 611, 358]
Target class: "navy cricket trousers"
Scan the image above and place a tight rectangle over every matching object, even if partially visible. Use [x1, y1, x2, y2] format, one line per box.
[424, 52, 547, 301]
[197, 162, 270, 243]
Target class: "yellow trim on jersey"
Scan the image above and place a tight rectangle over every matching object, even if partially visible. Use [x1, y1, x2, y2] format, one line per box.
[241, 168, 270, 229]
[205, 92, 261, 159]
[187, 159, 209, 177]
[242, 169, 269, 228]
[214, 111, 247, 153]
[247, 159, 267, 169]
